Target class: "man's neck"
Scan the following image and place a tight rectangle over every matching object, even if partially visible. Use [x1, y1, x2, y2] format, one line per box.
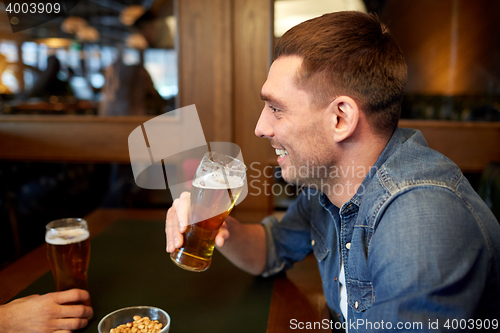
[324, 137, 388, 208]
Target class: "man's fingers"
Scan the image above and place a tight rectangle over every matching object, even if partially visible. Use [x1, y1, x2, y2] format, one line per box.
[165, 205, 181, 253]
[166, 192, 192, 253]
[50, 289, 93, 323]
[51, 289, 90, 305]
[174, 192, 191, 230]
[53, 317, 89, 331]
[57, 303, 93, 320]
[215, 222, 230, 248]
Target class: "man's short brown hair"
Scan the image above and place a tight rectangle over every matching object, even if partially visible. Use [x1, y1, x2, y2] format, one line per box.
[274, 11, 407, 136]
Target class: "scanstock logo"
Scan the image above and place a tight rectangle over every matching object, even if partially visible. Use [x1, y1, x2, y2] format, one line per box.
[127, 105, 248, 207]
[4, 1, 80, 33]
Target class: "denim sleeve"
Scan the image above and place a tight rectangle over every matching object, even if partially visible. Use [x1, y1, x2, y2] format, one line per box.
[261, 191, 314, 277]
[365, 186, 494, 327]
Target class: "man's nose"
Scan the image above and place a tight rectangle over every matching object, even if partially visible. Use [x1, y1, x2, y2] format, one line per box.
[255, 108, 274, 138]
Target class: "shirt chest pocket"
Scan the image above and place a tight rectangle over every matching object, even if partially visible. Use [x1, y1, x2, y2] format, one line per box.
[346, 278, 374, 312]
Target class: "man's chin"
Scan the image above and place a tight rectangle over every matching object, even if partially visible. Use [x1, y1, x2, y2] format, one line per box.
[281, 174, 304, 188]
[281, 172, 320, 191]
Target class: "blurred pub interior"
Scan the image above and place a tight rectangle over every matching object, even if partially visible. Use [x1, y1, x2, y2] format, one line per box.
[0, 0, 178, 268]
[0, 0, 500, 269]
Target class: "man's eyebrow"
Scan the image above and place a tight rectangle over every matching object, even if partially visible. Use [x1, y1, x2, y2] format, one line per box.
[260, 92, 286, 108]
[260, 92, 272, 101]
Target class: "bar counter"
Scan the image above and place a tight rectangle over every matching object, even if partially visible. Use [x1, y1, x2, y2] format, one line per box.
[0, 209, 330, 332]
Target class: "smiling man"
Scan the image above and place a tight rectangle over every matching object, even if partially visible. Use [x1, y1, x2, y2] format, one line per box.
[257, 54, 389, 207]
[166, 11, 500, 331]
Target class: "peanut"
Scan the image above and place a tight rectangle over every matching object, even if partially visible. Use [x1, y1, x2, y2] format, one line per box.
[109, 315, 164, 333]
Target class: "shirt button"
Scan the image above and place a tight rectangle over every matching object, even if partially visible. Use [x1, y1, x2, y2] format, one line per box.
[337, 313, 341, 318]
[311, 239, 315, 246]
[355, 301, 359, 309]
[334, 276, 338, 282]
[346, 242, 351, 250]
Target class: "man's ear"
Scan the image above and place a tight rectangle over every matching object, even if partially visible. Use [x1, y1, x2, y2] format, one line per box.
[327, 96, 360, 143]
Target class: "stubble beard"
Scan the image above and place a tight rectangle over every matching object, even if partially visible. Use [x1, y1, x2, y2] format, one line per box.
[281, 157, 337, 193]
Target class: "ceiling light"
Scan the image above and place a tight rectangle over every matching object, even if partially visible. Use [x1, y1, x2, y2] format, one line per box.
[126, 33, 149, 50]
[76, 26, 100, 42]
[120, 5, 146, 26]
[61, 16, 88, 34]
[35, 38, 72, 48]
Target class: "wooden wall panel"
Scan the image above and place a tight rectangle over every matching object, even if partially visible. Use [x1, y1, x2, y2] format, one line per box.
[233, 0, 275, 219]
[0, 117, 496, 174]
[176, 0, 233, 143]
[0, 116, 147, 163]
[399, 120, 500, 173]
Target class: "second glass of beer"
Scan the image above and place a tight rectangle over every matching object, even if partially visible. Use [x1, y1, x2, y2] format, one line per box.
[170, 152, 246, 272]
[45, 218, 91, 299]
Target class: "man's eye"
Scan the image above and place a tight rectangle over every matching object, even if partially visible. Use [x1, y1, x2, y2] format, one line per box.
[269, 106, 280, 113]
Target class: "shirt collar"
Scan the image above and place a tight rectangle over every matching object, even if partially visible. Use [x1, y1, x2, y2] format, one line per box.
[322, 128, 414, 212]
[318, 128, 420, 212]
[319, 189, 339, 208]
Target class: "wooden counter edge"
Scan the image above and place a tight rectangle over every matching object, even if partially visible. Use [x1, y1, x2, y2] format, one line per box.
[267, 254, 331, 333]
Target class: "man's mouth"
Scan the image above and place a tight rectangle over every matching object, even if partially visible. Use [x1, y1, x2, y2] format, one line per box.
[275, 148, 288, 158]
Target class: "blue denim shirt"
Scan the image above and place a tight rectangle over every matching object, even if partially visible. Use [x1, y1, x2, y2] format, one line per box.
[262, 128, 500, 331]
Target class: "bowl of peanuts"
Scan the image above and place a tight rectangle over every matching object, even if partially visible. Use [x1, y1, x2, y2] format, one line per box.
[98, 306, 170, 333]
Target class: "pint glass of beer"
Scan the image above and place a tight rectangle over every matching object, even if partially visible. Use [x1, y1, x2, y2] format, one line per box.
[170, 152, 246, 272]
[45, 218, 91, 293]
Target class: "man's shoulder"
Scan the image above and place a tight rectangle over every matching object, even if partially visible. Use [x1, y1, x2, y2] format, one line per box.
[377, 128, 463, 193]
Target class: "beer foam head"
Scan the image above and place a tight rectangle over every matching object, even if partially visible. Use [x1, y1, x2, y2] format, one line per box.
[193, 169, 244, 189]
[45, 227, 89, 245]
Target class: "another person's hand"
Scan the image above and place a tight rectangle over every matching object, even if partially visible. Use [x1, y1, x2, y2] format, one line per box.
[0, 289, 93, 333]
[165, 192, 231, 253]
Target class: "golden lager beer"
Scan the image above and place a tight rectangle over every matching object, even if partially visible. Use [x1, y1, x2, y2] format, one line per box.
[45, 218, 90, 294]
[170, 152, 246, 272]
